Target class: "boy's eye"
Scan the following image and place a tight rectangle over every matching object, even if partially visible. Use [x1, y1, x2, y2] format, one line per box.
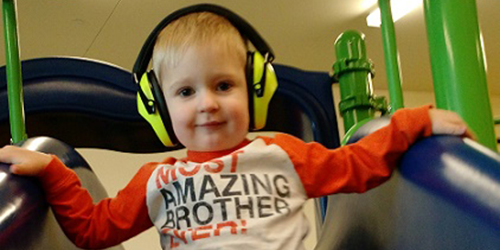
[217, 82, 232, 92]
[178, 88, 194, 97]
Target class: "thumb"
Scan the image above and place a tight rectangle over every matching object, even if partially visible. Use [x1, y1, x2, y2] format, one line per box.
[9, 164, 23, 175]
[461, 128, 477, 140]
[9, 162, 47, 176]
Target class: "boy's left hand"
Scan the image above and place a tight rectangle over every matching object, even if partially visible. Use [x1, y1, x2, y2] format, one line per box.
[429, 109, 475, 139]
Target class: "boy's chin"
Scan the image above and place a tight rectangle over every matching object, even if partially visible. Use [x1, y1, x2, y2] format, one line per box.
[186, 138, 246, 152]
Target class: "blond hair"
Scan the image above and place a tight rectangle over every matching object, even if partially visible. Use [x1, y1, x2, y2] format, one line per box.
[152, 12, 247, 80]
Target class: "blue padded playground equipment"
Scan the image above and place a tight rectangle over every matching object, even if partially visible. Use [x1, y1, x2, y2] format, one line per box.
[0, 57, 340, 249]
[0, 137, 124, 250]
[313, 117, 500, 250]
[0, 57, 340, 152]
[0, 57, 166, 152]
[1, 57, 499, 249]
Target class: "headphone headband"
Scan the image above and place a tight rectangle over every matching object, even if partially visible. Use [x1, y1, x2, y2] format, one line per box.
[132, 3, 275, 81]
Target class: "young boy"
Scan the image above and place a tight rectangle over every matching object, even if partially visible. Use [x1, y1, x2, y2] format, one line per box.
[0, 6, 472, 250]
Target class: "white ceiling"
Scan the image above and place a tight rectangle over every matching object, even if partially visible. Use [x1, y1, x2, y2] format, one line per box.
[2, 0, 499, 96]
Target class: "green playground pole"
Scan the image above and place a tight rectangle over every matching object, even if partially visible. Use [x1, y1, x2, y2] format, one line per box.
[2, 0, 26, 144]
[333, 31, 386, 133]
[378, 0, 404, 112]
[424, 0, 496, 150]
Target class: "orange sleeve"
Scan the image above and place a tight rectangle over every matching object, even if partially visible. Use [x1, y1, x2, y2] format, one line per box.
[37, 156, 156, 249]
[262, 105, 433, 198]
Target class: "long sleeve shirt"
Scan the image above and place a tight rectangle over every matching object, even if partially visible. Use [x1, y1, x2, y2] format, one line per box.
[38, 105, 433, 249]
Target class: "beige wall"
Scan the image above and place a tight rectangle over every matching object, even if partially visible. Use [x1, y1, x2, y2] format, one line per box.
[76, 88, 500, 250]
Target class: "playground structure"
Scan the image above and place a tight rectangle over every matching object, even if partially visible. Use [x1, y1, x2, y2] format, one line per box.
[1, 0, 499, 249]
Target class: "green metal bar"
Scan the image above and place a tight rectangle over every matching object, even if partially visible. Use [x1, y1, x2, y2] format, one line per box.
[333, 31, 378, 132]
[378, 0, 404, 112]
[340, 118, 372, 146]
[423, 0, 496, 150]
[2, 0, 26, 144]
[495, 118, 500, 125]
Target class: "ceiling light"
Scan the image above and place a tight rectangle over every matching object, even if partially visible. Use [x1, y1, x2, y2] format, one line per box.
[366, 0, 422, 27]
[361, 0, 378, 9]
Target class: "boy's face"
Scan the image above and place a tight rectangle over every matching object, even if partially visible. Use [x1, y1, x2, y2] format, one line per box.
[160, 42, 249, 152]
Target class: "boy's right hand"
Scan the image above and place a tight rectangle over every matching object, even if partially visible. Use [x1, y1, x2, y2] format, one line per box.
[0, 145, 52, 176]
[428, 109, 476, 139]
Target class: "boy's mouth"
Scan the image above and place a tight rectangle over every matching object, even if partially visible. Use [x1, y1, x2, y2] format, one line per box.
[196, 121, 226, 127]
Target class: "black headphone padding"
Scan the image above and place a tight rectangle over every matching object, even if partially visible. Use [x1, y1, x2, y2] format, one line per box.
[147, 71, 178, 144]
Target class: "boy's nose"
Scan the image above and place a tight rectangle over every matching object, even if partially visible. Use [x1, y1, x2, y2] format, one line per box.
[197, 91, 219, 113]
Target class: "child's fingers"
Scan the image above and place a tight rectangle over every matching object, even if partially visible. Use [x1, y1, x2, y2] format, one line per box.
[0, 145, 18, 164]
[0, 147, 26, 174]
[462, 128, 477, 140]
[437, 123, 467, 136]
[0, 145, 51, 176]
[429, 109, 474, 137]
[443, 111, 466, 126]
[10, 163, 41, 176]
[442, 113, 476, 139]
[9, 164, 22, 175]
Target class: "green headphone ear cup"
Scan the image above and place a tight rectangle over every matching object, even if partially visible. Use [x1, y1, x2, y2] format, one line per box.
[136, 72, 178, 146]
[248, 51, 278, 130]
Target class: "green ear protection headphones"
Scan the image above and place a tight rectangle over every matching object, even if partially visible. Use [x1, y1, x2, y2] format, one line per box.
[133, 4, 278, 147]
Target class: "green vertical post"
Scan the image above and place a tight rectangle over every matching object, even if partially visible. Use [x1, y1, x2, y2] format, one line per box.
[378, 0, 404, 112]
[2, 0, 26, 143]
[333, 31, 377, 132]
[424, 0, 496, 150]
